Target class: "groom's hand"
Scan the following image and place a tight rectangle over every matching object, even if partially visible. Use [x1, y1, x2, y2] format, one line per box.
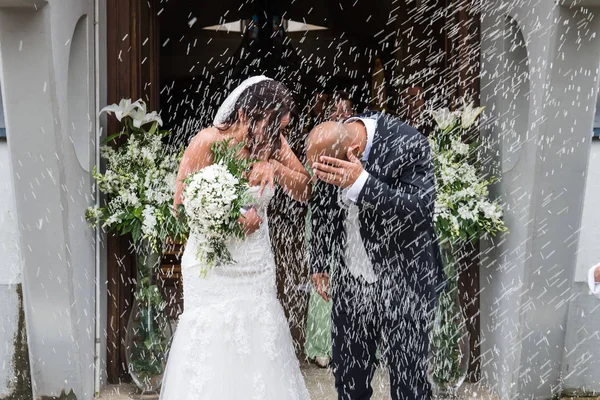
[311, 273, 330, 302]
[312, 146, 363, 188]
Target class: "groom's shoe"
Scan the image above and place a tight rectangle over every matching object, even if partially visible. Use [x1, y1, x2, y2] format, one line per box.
[315, 356, 330, 368]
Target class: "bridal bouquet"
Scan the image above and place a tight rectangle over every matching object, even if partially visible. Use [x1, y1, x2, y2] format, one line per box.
[180, 140, 253, 274]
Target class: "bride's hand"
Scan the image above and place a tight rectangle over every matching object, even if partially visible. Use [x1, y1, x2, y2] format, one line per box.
[248, 160, 275, 196]
[238, 208, 262, 236]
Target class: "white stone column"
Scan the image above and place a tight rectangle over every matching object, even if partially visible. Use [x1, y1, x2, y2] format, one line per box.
[0, 0, 99, 398]
[479, 1, 600, 398]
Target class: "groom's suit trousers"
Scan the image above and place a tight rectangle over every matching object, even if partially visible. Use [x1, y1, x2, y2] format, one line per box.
[331, 271, 433, 400]
[310, 112, 442, 400]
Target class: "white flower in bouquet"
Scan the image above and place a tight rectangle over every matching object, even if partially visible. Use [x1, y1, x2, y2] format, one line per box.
[128, 101, 163, 129]
[479, 200, 503, 220]
[452, 187, 476, 202]
[121, 189, 142, 207]
[100, 98, 163, 131]
[133, 111, 163, 129]
[457, 205, 476, 221]
[86, 205, 103, 223]
[183, 164, 239, 228]
[458, 163, 478, 184]
[440, 164, 458, 185]
[182, 163, 245, 272]
[142, 205, 158, 238]
[104, 213, 124, 227]
[451, 140, 469, 156]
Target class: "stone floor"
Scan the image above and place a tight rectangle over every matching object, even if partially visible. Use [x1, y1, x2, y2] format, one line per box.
[97, 363, 500, 399]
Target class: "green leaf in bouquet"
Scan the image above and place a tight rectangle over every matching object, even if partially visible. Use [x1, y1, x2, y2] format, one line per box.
[132, 223, 142, 244]
[304, 162, 314, 177]
[148, 121, 158, 136]
[121, 222, 134, 235]
[101, 131, 127, 145]
[132, 207, 143, 220]
[210, 139, 255, 178]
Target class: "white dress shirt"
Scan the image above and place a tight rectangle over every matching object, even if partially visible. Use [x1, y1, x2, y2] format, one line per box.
[588, 265, 600, 299]
[345, 117, 376, 202]
[340, 117, 377, 283]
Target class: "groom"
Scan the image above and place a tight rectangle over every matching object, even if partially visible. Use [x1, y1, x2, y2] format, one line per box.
[307, 113, 443, 399]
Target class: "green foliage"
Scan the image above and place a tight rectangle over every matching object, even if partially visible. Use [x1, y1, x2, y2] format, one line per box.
[86, 110, 187, 252]
[211, 139, 255, 179]
[429, 102, 508, 245]
[127, 247, 171, 389]
[429, 243, 469, 390]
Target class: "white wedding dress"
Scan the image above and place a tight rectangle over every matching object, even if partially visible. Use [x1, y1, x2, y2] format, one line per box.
[159, 186, 310, 400]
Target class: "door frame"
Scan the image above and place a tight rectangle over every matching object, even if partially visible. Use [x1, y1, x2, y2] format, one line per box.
[105, 0, 159, 382]
[104, 0, 482, 383]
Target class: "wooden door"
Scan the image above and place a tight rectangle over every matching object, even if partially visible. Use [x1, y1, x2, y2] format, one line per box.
[105, 0, 160, 382]
[443, 0, 482, 381]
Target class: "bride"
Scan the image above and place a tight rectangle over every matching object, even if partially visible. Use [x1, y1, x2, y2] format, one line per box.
[160, 76, 311, 400]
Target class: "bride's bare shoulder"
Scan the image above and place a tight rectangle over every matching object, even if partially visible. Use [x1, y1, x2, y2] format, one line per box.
[188, 127, 222, 153]
[192, 127, 222, 144]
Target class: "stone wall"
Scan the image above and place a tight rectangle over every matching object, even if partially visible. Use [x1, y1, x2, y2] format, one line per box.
[0, 0, 105, 398]
[479, 1, 600, 398]
[0, 138, 24, 398]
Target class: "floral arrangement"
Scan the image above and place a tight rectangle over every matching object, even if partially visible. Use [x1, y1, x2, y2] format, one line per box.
[430, 101, 507, 244]
[428, 100, 507, 393]
[85, 99, 186, 252]
[86, 99, 186, 390]
[180, 140, 254, 274]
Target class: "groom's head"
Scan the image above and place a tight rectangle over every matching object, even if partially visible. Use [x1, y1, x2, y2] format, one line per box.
[306, 121, 360, 167]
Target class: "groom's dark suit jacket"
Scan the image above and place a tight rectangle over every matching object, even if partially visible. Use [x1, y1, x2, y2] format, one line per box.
[310, 111, 444, 315]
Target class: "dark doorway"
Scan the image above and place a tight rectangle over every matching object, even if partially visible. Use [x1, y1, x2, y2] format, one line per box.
[158, 1, 399, 143]
[154, 0, 450, 358]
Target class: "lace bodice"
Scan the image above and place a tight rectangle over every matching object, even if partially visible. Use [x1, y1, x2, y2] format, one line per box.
[180, 185, 276, 308]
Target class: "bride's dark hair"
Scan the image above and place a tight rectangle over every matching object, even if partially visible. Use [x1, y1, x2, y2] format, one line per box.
[215, 79, 295, 154]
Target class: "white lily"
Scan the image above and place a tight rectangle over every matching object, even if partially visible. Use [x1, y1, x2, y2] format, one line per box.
[460, 101, 485, 129]
[100, 98, 143, 121]
[129, 101, 163, 128]
[137, 111, 163, 128]
[431, 107, 459, 131]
